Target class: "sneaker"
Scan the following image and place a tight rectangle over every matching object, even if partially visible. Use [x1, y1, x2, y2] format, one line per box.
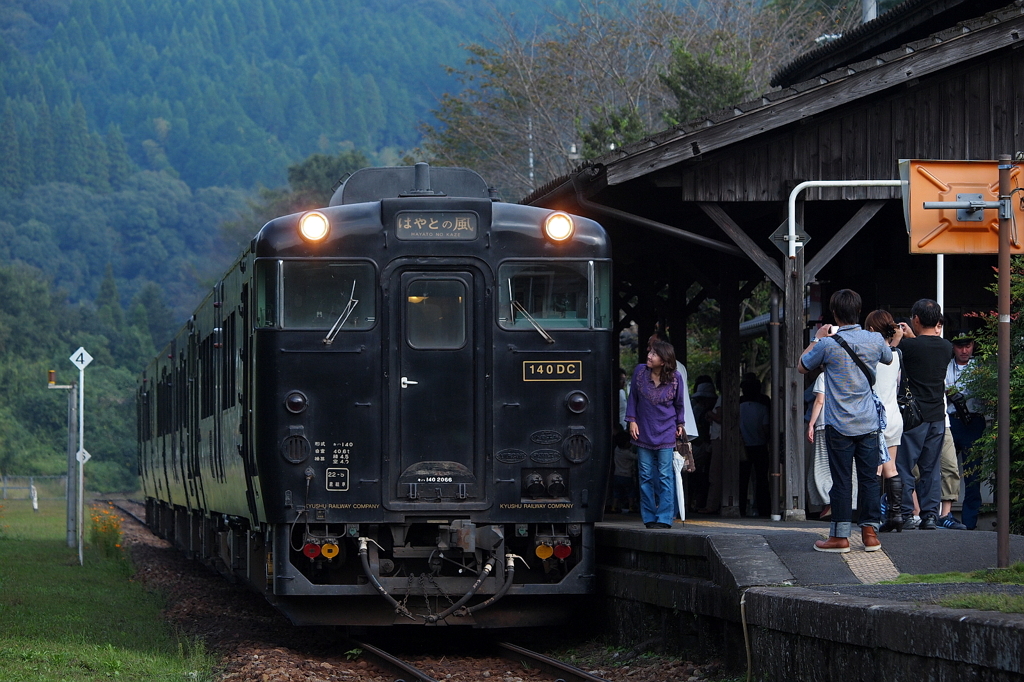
[901, 515, 920, 530]
[919, 513, 937, 530]
[937, 513, 968, 530]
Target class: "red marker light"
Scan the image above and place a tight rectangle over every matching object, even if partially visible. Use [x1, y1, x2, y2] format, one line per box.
[303, 543, 321, 559]
[553, 544, 572, 560]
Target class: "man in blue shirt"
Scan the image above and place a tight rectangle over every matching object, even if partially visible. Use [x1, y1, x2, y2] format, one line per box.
[799, 289, 892, 553]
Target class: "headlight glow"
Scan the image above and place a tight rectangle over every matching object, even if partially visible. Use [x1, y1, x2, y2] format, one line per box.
[544, 212, 574, 241]
[299, 211, 330, 241]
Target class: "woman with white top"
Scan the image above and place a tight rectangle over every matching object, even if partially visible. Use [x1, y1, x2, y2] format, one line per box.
[865, 309, 906, 532]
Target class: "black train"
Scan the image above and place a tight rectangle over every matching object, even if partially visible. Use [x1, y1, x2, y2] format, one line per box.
[138, 163, 613, 627]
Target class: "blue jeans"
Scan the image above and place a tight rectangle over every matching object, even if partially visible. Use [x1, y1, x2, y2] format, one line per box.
[637, 447, 675, 525]
[950, 414, 986, 529]
[896, 420, 945, 519]
[824, 426, 881, 538]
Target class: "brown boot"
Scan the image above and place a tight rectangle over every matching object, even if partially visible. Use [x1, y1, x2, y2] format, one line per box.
[862, 525, 881, 552]
[813, 536, 851, 553]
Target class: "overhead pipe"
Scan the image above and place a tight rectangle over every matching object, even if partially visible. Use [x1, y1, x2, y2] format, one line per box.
[787, 180, 903, 258]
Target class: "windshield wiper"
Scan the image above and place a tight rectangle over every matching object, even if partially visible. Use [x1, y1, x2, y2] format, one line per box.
[512, 300, 554, 343]
[323, 281, 358, 345]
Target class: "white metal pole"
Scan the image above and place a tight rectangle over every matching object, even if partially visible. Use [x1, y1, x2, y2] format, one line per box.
[787, 180, 903, 258]
[78, 362, 85, 566]
[937, 254, 944, 335]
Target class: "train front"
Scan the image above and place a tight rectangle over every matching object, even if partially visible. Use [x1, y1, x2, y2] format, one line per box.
[249, 165, 612, 627]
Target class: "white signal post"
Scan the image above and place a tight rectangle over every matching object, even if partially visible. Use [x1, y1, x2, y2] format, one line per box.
[69, 347, 93, 566]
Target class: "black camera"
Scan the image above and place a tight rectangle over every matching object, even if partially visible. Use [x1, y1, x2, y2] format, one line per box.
[948, 391, 972, 424]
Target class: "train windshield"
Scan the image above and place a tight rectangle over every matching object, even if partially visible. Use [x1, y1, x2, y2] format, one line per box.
[498, 261, 611, 330]
[257, 260, 376, 329]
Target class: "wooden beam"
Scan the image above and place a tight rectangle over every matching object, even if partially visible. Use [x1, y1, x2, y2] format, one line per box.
[604, 12, 1024, 186]
[698, 203, 785, 289]
[804, 200, 886, 281]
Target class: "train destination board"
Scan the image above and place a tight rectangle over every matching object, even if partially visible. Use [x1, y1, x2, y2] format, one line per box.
[395, 211, 477, 240]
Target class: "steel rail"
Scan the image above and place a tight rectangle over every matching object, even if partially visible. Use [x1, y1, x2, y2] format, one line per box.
[349, 640, 439, 682]
[496, 642, 611, 682]
[108, 499, 147, 526]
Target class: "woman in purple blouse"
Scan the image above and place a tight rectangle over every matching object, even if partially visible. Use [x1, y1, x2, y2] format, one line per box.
[625, 339, 686, 529]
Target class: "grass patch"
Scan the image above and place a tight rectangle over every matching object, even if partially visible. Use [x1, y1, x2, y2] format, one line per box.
[883, 562, 1024, 614]
[937, 593, 1024, 614]
[0, 499, 217, 681]
[884, 562, 1024, 585]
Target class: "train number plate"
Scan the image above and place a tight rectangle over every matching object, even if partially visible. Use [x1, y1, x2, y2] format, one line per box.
[326, 468, 349, 491]
[395, 211, 478, 240]
[522, 360, 582, 381]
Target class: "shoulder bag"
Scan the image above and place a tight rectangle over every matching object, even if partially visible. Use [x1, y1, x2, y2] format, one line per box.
[894, 348, 923, 431]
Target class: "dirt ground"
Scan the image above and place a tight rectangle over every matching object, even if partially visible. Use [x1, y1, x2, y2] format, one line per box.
[120, 507, 729, 682]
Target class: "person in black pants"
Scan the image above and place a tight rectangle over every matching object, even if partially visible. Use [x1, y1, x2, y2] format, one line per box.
[894, 299, 954, 530]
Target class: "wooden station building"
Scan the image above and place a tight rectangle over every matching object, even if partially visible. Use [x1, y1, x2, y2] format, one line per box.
[524, 0, 1024, 518]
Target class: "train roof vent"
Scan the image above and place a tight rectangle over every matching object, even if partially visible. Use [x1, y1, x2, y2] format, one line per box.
[329, 163, 492, 206]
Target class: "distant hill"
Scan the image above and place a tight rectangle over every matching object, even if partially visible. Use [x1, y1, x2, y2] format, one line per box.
[0, 0, 576, 190]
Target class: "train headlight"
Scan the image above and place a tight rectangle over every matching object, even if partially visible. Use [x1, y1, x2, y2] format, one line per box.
[565, 390, 589, 413]
[544, 212, 574, 241]
[299, 211, 330, 241]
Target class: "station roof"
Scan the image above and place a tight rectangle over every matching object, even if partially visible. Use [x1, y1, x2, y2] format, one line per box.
[522, 0, 1024, 207]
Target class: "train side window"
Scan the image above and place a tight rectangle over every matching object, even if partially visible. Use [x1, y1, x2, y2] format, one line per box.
[406, 279, 466, 349]
[498, 262, 591, 330]
[593, 261, 612, 329]
[255, 260, 277, 327]
[280, 261, 376, 330]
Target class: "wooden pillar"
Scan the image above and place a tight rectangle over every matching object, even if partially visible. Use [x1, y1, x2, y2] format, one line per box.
[783, 206, 807, 521]
[719, 275, 742, 517]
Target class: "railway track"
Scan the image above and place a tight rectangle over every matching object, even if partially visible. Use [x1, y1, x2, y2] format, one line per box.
[107, 498, 147, 526]
[350, 638, 612, 682]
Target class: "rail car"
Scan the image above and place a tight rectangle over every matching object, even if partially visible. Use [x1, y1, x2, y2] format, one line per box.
[137, 163, 613, 627]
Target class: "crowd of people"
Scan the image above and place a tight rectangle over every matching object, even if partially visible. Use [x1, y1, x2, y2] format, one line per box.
[610, 292, 987, 551]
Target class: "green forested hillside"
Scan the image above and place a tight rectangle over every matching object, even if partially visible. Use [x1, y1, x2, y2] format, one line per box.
[0, 0, 569, 189]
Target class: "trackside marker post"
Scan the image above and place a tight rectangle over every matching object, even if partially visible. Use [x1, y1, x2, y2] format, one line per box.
[69, 347, 92, 566]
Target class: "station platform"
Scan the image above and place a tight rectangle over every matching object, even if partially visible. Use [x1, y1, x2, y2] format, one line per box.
[594, 513, 1024, 679]
[597, 511, 1024, 598]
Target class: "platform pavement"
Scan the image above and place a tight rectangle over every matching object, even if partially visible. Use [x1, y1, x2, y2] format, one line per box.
[598, 512, 1024, 600]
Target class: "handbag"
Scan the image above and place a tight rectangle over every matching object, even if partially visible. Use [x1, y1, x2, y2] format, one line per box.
[895, 349, 924, 431]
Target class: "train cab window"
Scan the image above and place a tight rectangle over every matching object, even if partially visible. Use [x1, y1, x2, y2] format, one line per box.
[258, 261, 376, 329]
[499, 261, 610, 330]
[406, 279, 466, 349]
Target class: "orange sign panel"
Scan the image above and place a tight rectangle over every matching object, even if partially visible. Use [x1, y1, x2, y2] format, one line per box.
[899, 159, 1024, 254]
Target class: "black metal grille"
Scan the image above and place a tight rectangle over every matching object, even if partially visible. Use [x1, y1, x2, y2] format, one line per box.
[281, 435, 310, 463]
[563, 434, 591, 464]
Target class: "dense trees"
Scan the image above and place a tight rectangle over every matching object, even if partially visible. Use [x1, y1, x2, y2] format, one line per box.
[421, 0, 867, 199]
[0, 0, 560, 191]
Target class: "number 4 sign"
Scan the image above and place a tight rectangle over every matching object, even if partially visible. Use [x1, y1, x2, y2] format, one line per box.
[70, 347, 93, 370]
